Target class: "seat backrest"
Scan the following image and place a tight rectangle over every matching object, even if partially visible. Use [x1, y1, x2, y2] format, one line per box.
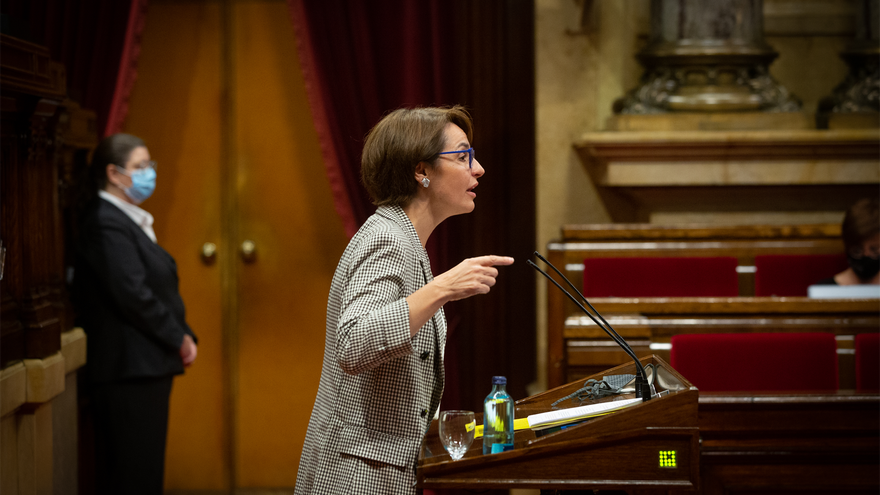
[855, 333, 880, 393]
[670, 332, 839, 392]
[754, 254, 849, 297]
[582, 256, 738, 298]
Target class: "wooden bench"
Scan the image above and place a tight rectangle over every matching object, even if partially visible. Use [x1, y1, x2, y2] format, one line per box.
[545, 223, 879, 390]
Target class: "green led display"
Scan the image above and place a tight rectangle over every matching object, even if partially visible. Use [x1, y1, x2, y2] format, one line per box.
[659, 450, 677, 468]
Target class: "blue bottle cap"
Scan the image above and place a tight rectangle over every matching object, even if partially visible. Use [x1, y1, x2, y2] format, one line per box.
[492, 376, 507, 385]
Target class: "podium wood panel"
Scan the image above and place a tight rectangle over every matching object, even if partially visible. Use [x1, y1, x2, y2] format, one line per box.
[418, 356, 700, 491]
[693, 392, 880, 495]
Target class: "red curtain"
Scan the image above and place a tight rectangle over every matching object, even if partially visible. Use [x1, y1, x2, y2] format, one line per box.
[288, 0, 455, 237]
[287, 0, 537, 429]
[0, 0, 148, 136]
[104, 0, 149, 136]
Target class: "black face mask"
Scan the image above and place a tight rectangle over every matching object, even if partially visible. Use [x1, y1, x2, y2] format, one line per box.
[848, 253, 880, 281]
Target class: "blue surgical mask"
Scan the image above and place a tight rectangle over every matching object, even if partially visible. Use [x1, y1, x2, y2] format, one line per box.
[115, 166, 156, 204]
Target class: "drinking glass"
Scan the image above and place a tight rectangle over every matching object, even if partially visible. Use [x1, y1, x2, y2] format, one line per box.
[438, 410, 475, 460]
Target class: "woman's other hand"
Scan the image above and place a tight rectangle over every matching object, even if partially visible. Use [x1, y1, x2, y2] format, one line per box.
[180, 334, 198, 367]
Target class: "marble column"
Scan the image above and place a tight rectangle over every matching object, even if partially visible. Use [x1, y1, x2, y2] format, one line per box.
[615, 0, 801, 114]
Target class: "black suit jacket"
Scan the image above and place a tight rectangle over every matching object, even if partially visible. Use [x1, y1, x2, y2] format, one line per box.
[73, 198, 196, 384]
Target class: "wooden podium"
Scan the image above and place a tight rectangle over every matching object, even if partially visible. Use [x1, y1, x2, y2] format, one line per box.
[417, 355, 699, 492]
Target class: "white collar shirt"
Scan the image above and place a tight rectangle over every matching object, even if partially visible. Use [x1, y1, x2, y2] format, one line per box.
[98, 190, 157, 243]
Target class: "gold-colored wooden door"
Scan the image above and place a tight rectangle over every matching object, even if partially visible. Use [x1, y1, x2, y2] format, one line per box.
[232, 1, 347, 487]
[125, 0, 347, 490]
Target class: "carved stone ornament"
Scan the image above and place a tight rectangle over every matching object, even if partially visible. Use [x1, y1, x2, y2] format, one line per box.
[615, 0, 801, 114]
[828, 59, 880, 113]
[615, 65, 802, 114]
[822, 0, 880, 114]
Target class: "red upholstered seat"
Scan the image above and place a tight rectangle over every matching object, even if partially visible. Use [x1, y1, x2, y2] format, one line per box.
[754, 254, 849, 297]
[670, 332, 839, 392]
[582, 257, 738, 298]
[855, 333, 880, 392]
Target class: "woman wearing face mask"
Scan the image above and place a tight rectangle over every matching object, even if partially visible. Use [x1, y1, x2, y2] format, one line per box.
[73, 133, 197, 494]
[818, 198, 880, 286]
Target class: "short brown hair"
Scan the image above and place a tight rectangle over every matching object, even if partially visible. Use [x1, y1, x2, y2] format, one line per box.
[361, 106, 473, 206]
[842, 197, 880, 252]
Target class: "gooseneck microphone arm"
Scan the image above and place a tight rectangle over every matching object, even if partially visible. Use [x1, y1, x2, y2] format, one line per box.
[527, 260, 633, 357]
[529, 252, 652, 401]
[533, 253, 635, 356]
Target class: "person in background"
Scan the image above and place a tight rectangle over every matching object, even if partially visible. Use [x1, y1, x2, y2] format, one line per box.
[73, 133, 197, 494]
[819, 197, 880, 285]
[295, 106, 514, 495]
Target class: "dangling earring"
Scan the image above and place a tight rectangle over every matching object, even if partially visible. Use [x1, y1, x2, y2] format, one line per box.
[421, 177, 430, 188]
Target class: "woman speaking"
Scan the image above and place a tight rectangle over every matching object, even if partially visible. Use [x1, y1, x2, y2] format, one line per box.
[295, 106, 513, 494]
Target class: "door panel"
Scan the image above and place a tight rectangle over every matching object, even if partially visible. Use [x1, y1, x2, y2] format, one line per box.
[124, 1, 228, 490]
[124, 0, 347, 490]
[233, 1, 347, 486]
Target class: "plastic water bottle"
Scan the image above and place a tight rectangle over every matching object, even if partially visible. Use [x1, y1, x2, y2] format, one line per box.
[482, 376, 514, 454]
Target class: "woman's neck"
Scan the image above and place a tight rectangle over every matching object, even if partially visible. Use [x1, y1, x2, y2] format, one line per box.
[402, 197, 441, 248]
[835, 267, 880, 285]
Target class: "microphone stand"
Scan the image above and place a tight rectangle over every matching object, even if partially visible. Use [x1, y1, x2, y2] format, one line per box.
[530, 252, 652, 402]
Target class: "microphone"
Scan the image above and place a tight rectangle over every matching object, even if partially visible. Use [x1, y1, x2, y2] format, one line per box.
[529, 252, 652, 402]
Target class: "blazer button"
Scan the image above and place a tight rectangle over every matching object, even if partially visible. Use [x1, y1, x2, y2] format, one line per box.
[420, 351, 430, 360]
[420, 409, 428, 417]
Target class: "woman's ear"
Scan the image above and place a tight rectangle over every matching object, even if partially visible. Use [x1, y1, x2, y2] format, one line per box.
[414, 161, 429, 182]
[105, 163, 122, 189]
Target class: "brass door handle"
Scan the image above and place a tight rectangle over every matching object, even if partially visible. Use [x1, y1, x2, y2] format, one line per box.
[201, 242, 217, 264]
[241, 240, 256, 262]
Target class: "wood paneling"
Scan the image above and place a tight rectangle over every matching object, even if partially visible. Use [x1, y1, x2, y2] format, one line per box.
[0, 34, 96, 367]
[695, 392, 880, 495]
[232, 1, 347, 486]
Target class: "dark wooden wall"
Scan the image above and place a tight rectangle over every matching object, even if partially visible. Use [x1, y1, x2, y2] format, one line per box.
[0, 33, 96, 367]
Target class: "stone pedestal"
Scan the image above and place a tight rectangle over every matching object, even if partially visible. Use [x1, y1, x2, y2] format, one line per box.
[819, 0, 880, 128]
[615, 0, 801, 113]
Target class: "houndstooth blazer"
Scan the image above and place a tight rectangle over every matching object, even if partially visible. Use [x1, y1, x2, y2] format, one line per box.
[295, 204, 446, 495]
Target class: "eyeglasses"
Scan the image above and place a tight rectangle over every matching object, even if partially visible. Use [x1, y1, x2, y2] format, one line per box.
[115, 160, 157, 177]
[132, 160, 157, 171]
[437, 147, 475, 169]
